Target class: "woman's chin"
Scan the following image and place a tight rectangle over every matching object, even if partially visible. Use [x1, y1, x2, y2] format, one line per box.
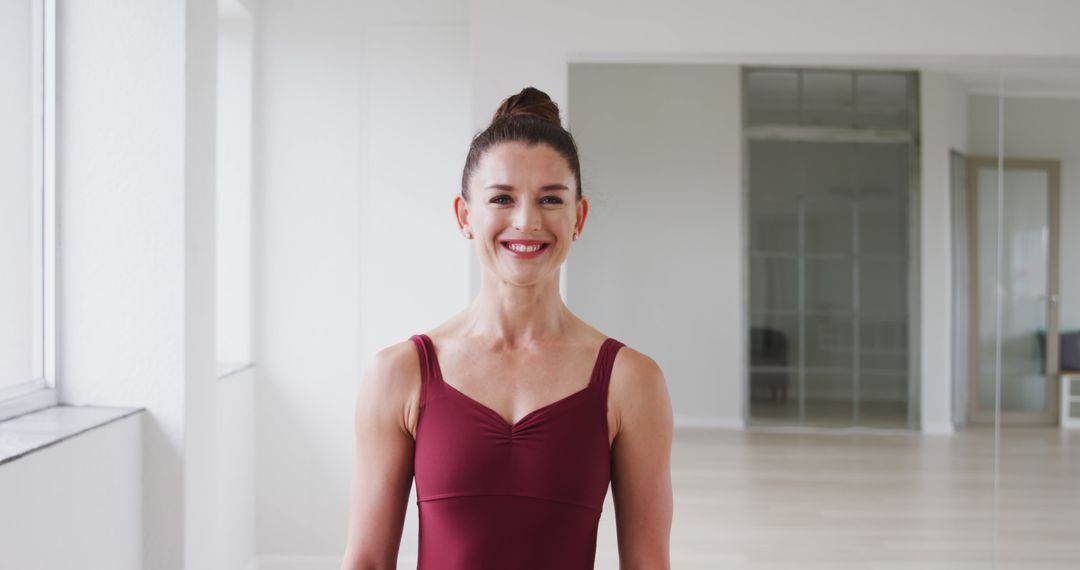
[496, 267, 558, 287]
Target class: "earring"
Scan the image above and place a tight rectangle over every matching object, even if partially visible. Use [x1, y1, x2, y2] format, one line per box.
[572, 232, 579, 241]
[463, 230, 472, 239]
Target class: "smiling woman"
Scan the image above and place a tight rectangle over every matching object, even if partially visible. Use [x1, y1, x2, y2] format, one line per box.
[461, 138, 584, 283]
[341, 87, 674, 570]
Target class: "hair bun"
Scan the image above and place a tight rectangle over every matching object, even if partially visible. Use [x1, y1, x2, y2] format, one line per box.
[491, 86, 562, 127]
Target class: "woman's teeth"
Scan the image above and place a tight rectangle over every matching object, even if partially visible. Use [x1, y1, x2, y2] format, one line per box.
[507, 243, 544, 252]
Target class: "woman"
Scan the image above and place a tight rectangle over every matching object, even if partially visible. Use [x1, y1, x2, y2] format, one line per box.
[341, 87, 673, 570]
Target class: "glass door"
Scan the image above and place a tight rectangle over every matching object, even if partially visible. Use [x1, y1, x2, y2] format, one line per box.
[748, 140, 913, 428]
[745, 67, 918, 428]
[967, 157, 1061, 423]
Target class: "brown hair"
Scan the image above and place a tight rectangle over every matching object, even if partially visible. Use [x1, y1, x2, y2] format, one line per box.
[460, 86, 583, 202]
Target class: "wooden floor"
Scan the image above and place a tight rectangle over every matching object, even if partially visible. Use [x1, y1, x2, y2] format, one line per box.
[593, 426, 1080, 569]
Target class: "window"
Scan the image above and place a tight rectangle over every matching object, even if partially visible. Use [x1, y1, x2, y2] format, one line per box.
[0, 0, 56, 421]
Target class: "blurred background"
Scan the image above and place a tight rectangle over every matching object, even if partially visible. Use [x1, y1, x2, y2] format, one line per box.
[1, 0, 1079, 569]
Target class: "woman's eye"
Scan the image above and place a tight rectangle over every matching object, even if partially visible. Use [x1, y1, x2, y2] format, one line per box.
[489, 195, 563, 205]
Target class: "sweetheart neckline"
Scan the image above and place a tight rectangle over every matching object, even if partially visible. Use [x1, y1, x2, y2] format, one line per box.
[439, 377, 594, 430]
[418, 334, 610, 431]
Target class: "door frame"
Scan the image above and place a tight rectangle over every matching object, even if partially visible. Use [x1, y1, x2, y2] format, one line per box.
[966, 156, 1061, 424]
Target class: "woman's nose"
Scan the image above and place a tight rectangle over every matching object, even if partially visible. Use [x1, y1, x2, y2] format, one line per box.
[512, 201, 542, 232]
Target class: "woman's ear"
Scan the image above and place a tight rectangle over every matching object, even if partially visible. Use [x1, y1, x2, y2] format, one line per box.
[575, 197, 589, 237]
[453, 194, 471, 236]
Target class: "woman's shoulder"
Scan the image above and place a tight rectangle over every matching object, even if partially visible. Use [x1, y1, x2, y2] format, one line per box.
[366, 337, 422, 378]
[360, 338, 423, 405]
[576, 314, 665, 394]
[607, 341, 670, 434]
[360, 337, 425, 437]
[584, 318, 659, 380]
[609, 342, 664, 387]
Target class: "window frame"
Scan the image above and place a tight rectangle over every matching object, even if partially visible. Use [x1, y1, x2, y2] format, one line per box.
[1, 0, 57, 422]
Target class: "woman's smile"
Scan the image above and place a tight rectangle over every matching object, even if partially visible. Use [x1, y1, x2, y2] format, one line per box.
[500, 239, 551, 259]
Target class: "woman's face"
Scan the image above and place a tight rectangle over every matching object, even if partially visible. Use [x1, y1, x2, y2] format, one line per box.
[455, 141, 588, 288]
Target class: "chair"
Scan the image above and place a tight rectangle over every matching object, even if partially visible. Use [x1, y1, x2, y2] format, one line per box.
[749, 327, 790, 401]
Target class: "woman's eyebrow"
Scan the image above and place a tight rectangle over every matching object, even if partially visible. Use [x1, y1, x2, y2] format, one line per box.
[485, 184, 569, 192]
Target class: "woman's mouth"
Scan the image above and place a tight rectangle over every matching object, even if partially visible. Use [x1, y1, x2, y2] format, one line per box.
[500, 241, 551, 259]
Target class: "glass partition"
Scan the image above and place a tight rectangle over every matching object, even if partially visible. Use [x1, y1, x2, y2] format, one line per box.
[745, 68, 916, 428]
[990, 65, 1080, 569]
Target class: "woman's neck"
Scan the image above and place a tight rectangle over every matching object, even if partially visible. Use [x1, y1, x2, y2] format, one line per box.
[460, 274, 573, 347]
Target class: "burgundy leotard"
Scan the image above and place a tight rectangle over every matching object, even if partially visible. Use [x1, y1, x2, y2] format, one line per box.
[409, 333, 624, 570]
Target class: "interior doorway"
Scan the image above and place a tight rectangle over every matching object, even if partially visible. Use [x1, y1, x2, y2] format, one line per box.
[744, 67, 919, 429]
[966, 157, 1061, 424]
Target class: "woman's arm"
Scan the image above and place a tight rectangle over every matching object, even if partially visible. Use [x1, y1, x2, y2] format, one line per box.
[340, 342, 420, 570]
[610, 348, 675, 570]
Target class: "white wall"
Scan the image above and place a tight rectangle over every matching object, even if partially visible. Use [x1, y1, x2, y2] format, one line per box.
[358, 22, 472, 361]
[56, 0, 218, 568]
[567, 63, 744, 427]
[218, 10, 255, 366]
[254, 0, 470, 565]
[57, 1, 186, 568]
[54, 3, 252, 567]
[920, 71, 971, 432]
[216, 7, 257, 568]
[255, 0, 363, 557]
[969, 94, 1080, 332]
[216, 369, 257, 570]
[184, 1, 219, 568]
[0, 415, 142, 570]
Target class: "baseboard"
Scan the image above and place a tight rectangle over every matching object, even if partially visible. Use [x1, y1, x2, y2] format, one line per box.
[746, 424, 916, 436]
[674, 415, 958, 434]
[254, 554, 417, 570]
[674, 415, 744, 430]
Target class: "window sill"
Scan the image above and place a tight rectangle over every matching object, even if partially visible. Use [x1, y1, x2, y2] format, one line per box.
[217, 361, 255, 381]
[0, 404, 143, 467]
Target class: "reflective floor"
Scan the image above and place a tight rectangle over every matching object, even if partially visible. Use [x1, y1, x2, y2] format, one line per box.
[595, 426, 1080, 569]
